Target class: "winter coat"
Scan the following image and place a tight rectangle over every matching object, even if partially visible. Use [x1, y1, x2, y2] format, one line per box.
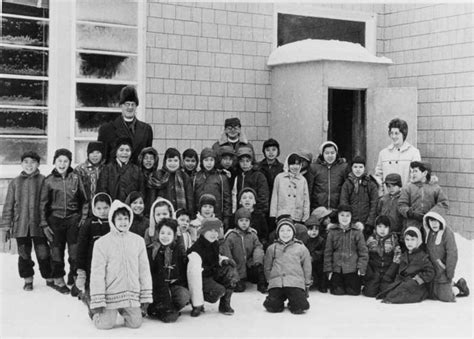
[305, 236, 325, 263]
[374, 141, 421, 192]
[221, 228, 264, 279]
[423, 211, 457, 284]
[74, 160, 104, 202]
[130, 214, 149, 238]
[154, 169, 194, 213]
[235, 167, 270, 215]
[98, 115, 153, 165]
[1, 170, 45, 238]
[398, 180, 449, 230]
[310, 156, 348, 210]
[264, 239, 312, 290]
[376, 191, 404, 234]
[366, 233, 399, 276]
[257, 158, 284, 199]
[90, 200, 153, 310]
[138, 147, 160, 215]
[193, 169, 231, 219]
[377, 247, 435, 303]
[144, 197, 175, 245]
[39, 168, 88, 226]
[340, 173, 379, 226]
[212, 131, 254, 167]
[97, 160, 145, 203]
[229, 209, 269, 244]
[324, 223, 368, 275]
[187, 235, 221, 278]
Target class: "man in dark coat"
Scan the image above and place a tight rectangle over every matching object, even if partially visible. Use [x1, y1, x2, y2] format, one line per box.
[98, 85, 153, 164]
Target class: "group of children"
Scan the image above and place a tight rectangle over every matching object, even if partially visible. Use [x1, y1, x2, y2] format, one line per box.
[1, 130, 470, 330]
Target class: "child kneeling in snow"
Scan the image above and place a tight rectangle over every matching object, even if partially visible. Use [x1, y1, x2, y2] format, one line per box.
[147, 218, 190, 322]
[187, 218, 239, 317]
[423, 210, 469, 301]
[263, 217, 311, 314]
[89, 200, 152, 329]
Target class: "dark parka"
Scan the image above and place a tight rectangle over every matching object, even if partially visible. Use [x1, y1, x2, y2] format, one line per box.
[98, 115, 153, 165]
[306, 235, 326, 264]
[377, 190, 404, 234]
[340, 173, 379, 227]
[138, 147, 160, 215]
[2, 170, 45, 238]
[97, 160, 145, 202]
[311, 156, 348, 211]
[192, 169, 231, 220]
[154, 168, 194, 214]
[257, 158, 284, 199]
[235, 167, 270, 215]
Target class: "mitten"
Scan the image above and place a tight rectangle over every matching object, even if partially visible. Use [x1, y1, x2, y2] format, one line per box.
[43, 226, 54, 242]
[358, 269, 365, 277]
[141, 303, 149, 317]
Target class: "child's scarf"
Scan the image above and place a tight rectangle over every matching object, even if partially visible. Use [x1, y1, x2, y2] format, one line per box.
[148, 169, 187, 210]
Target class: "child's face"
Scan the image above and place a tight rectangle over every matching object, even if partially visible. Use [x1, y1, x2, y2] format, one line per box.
[240, 192, 256, 210]
[323, 146, 337, 164]
[177, 214, 190, 233]
[376, 224, 390, 237]
[54, 155, 70, 174]
[352, 163, 365, 177]
[200, 204, 214, 218]
[88, 151, 103, 165]
[307, 226, 319, 238]
[238, 218, 250, 231]
[289, 161, 302, 175]
[202, 157, 215, 171]
[21, 157, 39, 175]
[264, 146, 278, 161]
[154, 205, 171, 223]
[158, 225, 175, 246]
[389, 128, 404, 146]
[386, 183, 401, 195]
[428, 218, 441, 232]
[410, 167, 427, 183]
[183, 157, 197, 171]
[142, 153, 155, 170]
[165, 156, 180, 172]
[203, 229, 219, 243]
[239, 156, 252, 172]
[130, 197, 145, 215]
[114, 213, 130, 232]
[278, 225, 294, 243]
[220, 155, 233, 169]
[116, 145, 131, 163]
[94, 201, 110, 219]
[338, 211, 352, 227]
[404, 234, 418, 251]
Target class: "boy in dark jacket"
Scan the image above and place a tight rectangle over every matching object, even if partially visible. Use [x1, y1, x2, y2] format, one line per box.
[237, 187, 269, 246]
[363, 216, 400, 297]
[146, 218, 190, 323]
[376, 173, 404, 237]
[376, 227, 435, 304]
[218, 145, 237, 189]
[304, 215, 328, 293]
[324, 205, 368, 296]
[182, 148, 199, 179]
[138, 146, 159, 216]
[40, 148, 89, 294]
[74, 141, 105, 202]
[1, 151, 52, 290]
[125, 191, 149, 238]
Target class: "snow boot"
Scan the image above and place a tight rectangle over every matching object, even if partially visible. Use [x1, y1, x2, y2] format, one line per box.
[256, 265, 267, 294]
[23, 277, 33, 291]
[70, 284, 80, 297]
[190, 305, 204, 317]
[455, 278, 470, 297]
[53, 277, 71, 294]
[218, 289, 234, 315]
[67, 271, 75, 286]
[234, 279, 246, 293]
[46, 279, 55, 288]
[159, 309, 180, 323]
[290, 308, 306, 315]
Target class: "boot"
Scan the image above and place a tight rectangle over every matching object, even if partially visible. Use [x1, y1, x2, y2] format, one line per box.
[256, 265, 267, 294]
[23, 277, 33, 291]
[455, 278, 470, 297]
[46, 279, 55, 288]
[234, 279, 246, 293]
[70, 284, 81, 297]
[218, 289, 234, 315]
[67, 271, 75, 286]
[190, 305, 204, 317]
[53, 277, 71, 294]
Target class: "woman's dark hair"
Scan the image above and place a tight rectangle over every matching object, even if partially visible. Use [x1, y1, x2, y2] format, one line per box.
[287, 153, 301, 166]
[388, 118, 408, 141]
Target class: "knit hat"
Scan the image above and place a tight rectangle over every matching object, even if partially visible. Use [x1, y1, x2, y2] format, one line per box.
[200, 217, 222, 234]
[351, 155, 366, 166]
[404, 226, 422, 248]
[21, 151, 40, 163]
[115, 137, 133, 150]
[238, 187, 257, 203]
[156, 218, 178, 236]
[296, 149, 313, 163]
[182, 148, 198, 161]
[384, 173, 402, 187]
[375, 215, 391, 229]
[200, 147, 217, 161]
[319, 141, 338, 154]
[199, 193, 216, 208]
[276, 216, 296, 239]
[124, 191, 144, 206]
[87, 141, 104, 155]
[305, 214, 320, 227]
[410, 161, 432, 174]
[262, 138, 280, 156]
[234, 207, 251, 224]
[119, 85, 139, 106]
[225, 117, 241, 128]
[236, 146, 254, 159]
[53, 148, 72, 163]
[337, 204, 352, 214]
[219, 145, 235, 157]
[311, 206, 332, 221]
[175, 208, 191, 219]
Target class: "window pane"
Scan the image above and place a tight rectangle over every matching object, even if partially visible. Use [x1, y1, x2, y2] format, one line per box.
[0, 108, 47, 135]
[0, 79, 48, 106]
[77, 23, 137, 53]
[2, 0, 49, 18]
[1, 16, 49, 47]
[76, 83, 124, 108]
[76, 53, 136, 81]
[0, 138, 47, 164]
[76, 0, 137, 26]
[1, 47, 48, 76]
[75, 110, 120, 137]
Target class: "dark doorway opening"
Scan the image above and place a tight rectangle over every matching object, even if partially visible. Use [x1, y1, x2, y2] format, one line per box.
[328, 89, 366, 162]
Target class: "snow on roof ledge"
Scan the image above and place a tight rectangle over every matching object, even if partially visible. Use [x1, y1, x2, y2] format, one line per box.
[267, 39, 392, 67]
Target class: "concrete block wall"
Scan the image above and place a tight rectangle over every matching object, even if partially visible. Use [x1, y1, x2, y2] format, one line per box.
[382, 3, 474, 238]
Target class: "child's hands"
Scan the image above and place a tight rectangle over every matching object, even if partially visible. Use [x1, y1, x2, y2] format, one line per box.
[393, 246, 402, 264]
[141, 303, 149, 317]
[91, 307, 105, 315]
[43, 226, 54, 242]
[327, 272, 333, 281]
[358, 269, 365, 277]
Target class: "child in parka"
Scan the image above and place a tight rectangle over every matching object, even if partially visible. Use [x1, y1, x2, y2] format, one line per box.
[221, 207, 266, 294]
[138, 146, 159, 215]
[89, 200, 152, 329]
[423, 210, 470, 301]
[237, 187, 269, 246]
[125, 191, 149, 238]
[144, 197, 175, 246]
[363, 215, 401, 297]
[304, 215, 328, 293]
[74, 141, 105, 202]
[146, 218, 190, 322]
[263, 218, 312, 314]
[376, 227, 435, 304]
[376, 173, 404, 237]
[176, 208, 193, 251]
[182, 148, 199, 179]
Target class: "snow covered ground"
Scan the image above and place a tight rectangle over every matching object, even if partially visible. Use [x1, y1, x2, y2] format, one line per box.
[1, 233, 472, 338]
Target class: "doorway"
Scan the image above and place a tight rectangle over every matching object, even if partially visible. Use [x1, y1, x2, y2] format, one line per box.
[327, 88, 366, 162]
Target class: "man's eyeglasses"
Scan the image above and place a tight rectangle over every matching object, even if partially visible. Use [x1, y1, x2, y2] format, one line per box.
[122, 102, 137, 108]
[225, 126, 240, 131]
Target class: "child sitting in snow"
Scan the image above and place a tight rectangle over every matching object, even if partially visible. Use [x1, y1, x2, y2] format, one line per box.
[423, 210, 470, 301]
[324, 205, 368, 296]
[363, 216, 400, 297]
[221, 207, 266, 293]
[176, 208, 193, 251]
[144, 197, 175, 246]
[304, 215, 328, 293]
[263, 218, 311, 314]
[376, 227, 435, 304]
[187, 218, 239, 317]
[125, 191, 149, 238]
[89, 200, 152, 329]
[146, 218, 190, 322]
